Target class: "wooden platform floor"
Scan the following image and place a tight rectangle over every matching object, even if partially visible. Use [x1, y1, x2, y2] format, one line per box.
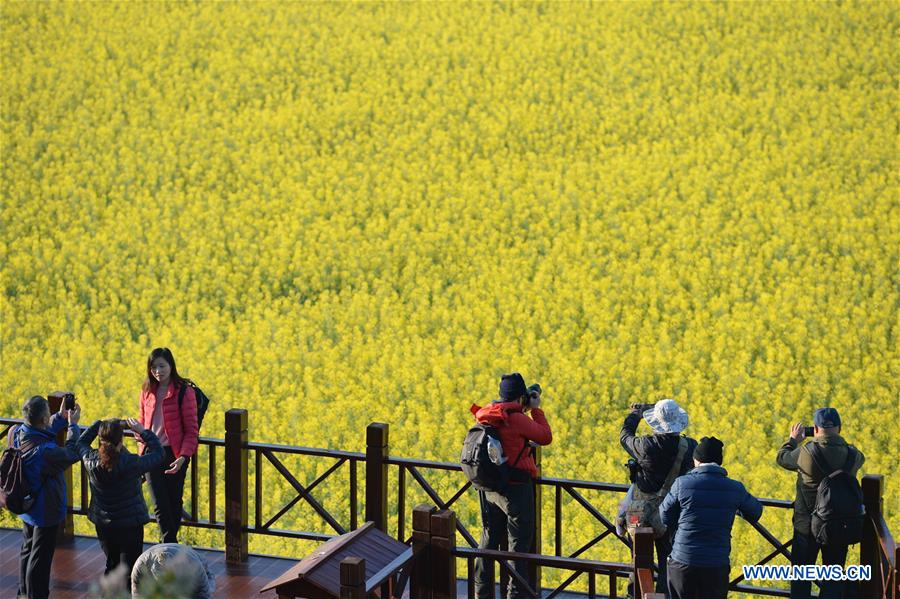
[0, 528, 610, 599]
[0, 527, 295, 598]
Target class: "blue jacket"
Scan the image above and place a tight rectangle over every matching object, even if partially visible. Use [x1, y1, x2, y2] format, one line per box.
[10, 415, 81, 527]
[659, 464, 763, 567]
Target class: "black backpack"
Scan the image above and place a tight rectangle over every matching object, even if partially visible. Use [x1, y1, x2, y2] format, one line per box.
[178, 379, 210, 429]
[0, 439, 39, 515]
[460, 423, 528, 493]
[808, 444, 864, 546]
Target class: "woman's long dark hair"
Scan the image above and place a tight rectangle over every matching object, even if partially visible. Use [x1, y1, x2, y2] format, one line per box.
[143, 347, 186, 392]
[98, 419, 124, 471]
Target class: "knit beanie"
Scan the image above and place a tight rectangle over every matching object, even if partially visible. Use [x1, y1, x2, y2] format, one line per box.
[694, 436, 724, 465]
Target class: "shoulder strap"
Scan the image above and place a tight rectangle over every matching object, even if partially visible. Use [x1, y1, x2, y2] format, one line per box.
[807, 443, 839, 477]
[510, 443, 530, 468]
[15, 439, 48, 495]
[178, 382, 187, 410]
[842, 447, 857, 473]
[661, 437, 689, 493]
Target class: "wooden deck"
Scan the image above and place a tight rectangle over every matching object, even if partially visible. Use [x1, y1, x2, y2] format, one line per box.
[0, 527, 296, 598]
[0, 527, 606, 599]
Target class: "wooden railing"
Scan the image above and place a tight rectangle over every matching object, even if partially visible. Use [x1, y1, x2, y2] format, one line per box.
[339, 508, 659, 599]
[862, 475, 898, 599]
[2, 406, 897, 598]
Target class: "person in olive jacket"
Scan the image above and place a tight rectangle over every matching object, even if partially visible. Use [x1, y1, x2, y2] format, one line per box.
[77, 418, 164, 585]
[776, 407, 865, 599]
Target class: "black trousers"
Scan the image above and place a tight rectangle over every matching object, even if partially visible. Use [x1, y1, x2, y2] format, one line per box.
[18, 523, 59, 599]
[474, 480, 535, 599]
[790, 530, 852, 599]
[146, 446, 189, 544]
[667, 558, 730, 599]
[96, 524, 144, 582]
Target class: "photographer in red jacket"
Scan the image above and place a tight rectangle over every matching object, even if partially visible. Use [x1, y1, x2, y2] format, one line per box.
[471, 373, 552, 599]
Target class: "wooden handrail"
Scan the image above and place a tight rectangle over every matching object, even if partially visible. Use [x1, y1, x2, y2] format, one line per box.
[454, 546, 634, 573]
[636, 568, 656, 598]
[364, 545, 417, 594]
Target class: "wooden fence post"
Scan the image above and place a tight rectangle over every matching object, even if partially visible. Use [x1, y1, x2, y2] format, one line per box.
[531, 445, 542, 594]
[411, 504, 434, 599]
[47, 391, 74, 542]
[860, 475, 883, 599]
[225, 408, 248, 564]
[366, 423, 389, 532]
[431, 509, 457, 599]
[632, 527, 655, 598]
[340, 557, 367, 599]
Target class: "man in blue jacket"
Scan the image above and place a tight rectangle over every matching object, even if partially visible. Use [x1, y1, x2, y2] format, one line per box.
[659, 437, 763, 599]
[9, 395, 82, 599]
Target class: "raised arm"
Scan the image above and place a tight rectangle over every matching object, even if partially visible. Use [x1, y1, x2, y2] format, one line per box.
[128, 419, 165, 475]
[76, 420, 101, 460]
[48, 410, 68, 435]
[41, 422, 82, 476]
[620, 409, 643, 460]
[509, 409, 552, 445]
[776, 423, 805, 471]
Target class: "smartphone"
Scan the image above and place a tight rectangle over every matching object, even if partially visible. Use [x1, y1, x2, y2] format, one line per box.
[803, 426, 814, 437]
[63, 393, 76, 411]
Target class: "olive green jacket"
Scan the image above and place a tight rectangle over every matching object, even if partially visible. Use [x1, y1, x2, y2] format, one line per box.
[776, 434, 865, 533]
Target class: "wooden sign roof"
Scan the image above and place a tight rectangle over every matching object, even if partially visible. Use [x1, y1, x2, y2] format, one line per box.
[260, 522, 408, 596]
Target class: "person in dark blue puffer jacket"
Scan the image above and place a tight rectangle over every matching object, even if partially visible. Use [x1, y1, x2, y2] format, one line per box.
[659, 437, 763, 599]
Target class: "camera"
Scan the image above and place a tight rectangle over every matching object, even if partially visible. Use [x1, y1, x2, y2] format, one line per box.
[630, 402, 655, 412]
[63, 393, 76, 411]
[527, 384, 542, 400]
[803, 426, 814, 437]
[625, 458, 639, 482]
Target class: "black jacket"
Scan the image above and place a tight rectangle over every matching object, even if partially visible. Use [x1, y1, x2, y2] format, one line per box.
[77, 421, 164, 527]
[620, 410, 697, 493]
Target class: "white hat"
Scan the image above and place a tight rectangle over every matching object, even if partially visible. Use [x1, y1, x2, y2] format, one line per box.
[643, 399, 689, 434]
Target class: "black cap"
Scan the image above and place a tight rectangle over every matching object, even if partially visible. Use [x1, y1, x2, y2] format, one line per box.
[499, 373, 527, 400]
[694, 436, 724, 465]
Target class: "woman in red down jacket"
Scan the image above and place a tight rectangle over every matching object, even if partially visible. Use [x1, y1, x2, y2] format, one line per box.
[138, 347, 198, 543]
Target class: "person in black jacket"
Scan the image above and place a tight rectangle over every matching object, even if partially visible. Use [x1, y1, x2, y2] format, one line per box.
[77, 418, 164, 586]
[620, 399, 698, 598]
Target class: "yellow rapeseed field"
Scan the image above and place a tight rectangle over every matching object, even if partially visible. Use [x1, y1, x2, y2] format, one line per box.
[1, 0, 896, 592]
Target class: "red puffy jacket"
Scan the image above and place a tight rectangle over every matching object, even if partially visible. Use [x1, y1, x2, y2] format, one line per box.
[470, 401, 552, 478]
[138, 381, 199, 459]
